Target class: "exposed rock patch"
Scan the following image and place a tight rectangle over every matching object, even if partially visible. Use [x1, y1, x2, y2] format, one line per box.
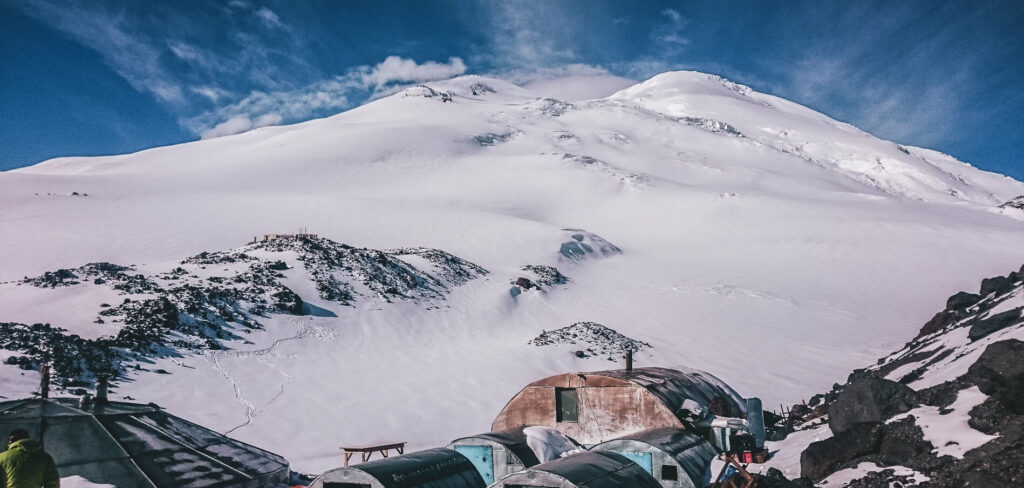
[529, 321, 650, 360]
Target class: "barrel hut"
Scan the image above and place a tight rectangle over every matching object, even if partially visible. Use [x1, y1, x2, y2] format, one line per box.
[308, 447, 486, 488]
[490, 450, 662, 488]
[0, 397, 289, 488]
[590, 428, 717, 488]
[491, 367, 748, 446]
[445, 426, 580, 484]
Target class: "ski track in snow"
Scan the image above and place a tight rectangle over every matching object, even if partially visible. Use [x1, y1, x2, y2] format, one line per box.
[204, 317, 338, 434]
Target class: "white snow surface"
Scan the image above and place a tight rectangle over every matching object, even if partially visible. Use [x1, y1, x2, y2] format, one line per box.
[819, 462, 929, 487]
[2, 71, 1024, 475]
[888, 386, 997, 459]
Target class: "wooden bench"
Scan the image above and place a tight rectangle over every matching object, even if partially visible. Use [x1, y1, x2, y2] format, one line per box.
[340, 442, 407, 466]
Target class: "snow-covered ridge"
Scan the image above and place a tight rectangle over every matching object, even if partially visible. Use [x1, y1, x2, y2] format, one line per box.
[0, 236, 487, 389]
[753, 265, 1024, 487]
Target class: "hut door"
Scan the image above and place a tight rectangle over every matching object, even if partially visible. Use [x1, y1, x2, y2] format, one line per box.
[454, 445, 494, 484]
[617, 451, 653, 475]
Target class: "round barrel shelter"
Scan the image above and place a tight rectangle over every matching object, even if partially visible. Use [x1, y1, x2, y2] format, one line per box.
[492, 367, 748, 446]
[490, 450, 662, 488]
[445, 426, 579, 484]
[0, 398, 289, 488]
[590, 428, 717, 488]
[309, 447, 486, 488]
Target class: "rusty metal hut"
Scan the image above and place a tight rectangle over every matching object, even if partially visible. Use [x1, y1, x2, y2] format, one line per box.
[490, 451, 662, 488]
[491, 367, 748, 446]
[0, 397, 289, 488]
[590, 428, 717, 488]
[308, 447, 486, 488]
[444, 426, 580, 484]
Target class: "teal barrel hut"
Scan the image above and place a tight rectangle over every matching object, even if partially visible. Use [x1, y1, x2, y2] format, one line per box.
[445, 426, 579, 484]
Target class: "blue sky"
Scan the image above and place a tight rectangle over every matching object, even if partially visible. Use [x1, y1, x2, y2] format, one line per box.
[2, 1, 1022, 180]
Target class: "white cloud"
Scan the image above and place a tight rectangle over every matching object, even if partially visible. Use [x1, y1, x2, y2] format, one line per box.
[201, 113, 282, 139]
[191, 85, 232, 103]
[255, 7, 283, 29]
[478, 1, 578, 69]
[361, 56, 466, 87]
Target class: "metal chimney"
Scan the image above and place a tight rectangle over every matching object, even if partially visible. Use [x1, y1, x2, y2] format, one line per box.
[625, 349, 633, 372]
[95, 376, 109, 404]
[39, 363, 50, 400]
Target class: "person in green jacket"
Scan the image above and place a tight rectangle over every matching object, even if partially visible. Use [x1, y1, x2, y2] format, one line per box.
[0, 429, 59, 488]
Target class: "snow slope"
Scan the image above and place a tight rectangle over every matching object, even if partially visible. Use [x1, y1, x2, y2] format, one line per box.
[1, 71, 1023, 475]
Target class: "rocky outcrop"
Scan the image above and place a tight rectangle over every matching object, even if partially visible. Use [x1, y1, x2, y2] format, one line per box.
[801, 423, 883, 481]
[828, 377, 919, 434]
[780, 265, 1024, 487]
[528, 321, 650, 360]
[966, 339, 1024, 413]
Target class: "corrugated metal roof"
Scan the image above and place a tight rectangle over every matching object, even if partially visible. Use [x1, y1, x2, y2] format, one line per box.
[0, 398, 288, 488]
[601, 427, 717, 486]
[526, 451, 662, 488]
[591, 367, 748, 420]
[450, 427, 540, 466]
[338, 447, 486, 488]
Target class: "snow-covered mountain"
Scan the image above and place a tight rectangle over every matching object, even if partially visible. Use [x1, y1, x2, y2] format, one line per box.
[1, 71, 1023, 476]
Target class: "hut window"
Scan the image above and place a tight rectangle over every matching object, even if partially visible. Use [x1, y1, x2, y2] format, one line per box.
[661, 465, 678, 481]
[555, 388, 579, 422]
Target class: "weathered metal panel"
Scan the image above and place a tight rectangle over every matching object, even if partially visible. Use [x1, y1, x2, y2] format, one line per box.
[493, 384, 682, 446]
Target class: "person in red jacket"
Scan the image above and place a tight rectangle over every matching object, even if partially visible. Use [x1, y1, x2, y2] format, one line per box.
[0, 429, 59, 488]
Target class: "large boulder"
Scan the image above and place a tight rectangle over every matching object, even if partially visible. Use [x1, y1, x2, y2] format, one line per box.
[980, 275, 1014, 297]
[801, 423, 882, 482]
[946, 291, 981, 311]
[829, 377, 919, 434]
[966, 339, 1024, 413]
[968, 308, 1023, 341]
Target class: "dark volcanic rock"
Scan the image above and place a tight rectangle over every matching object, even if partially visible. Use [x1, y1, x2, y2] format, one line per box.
[917, 310, 957, 338]
[980, 275, 1014, 297]
[878, 417, 935, 469]
[829, 377, 919, 434]
[968, 308, 1023, 341]
[946, 291, 981, 310]
[966, 339, 1024, 413]
[801, 423, 882, 482]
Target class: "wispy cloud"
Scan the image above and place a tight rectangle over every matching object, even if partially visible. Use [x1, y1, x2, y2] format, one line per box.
[11, 0, 315, 109]
[254, 7, 283, 30]
[12, 1, 186, 104]
[765, 5, 982, 147]
[477, 1, 579, 70]
[190, 56, 467, 138]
